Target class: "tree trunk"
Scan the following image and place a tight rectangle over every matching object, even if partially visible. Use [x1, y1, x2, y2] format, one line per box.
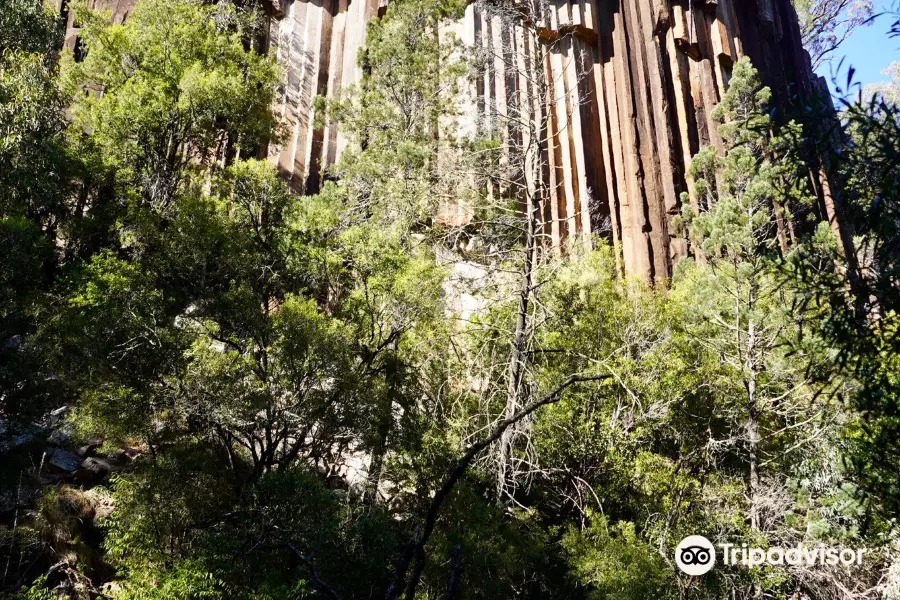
[746, 307, 763, 600]
[747, 385, 760, 532]
[363, 401, 392, 508]
[364, 355, 399, 508]
[498, 184, 537, 497]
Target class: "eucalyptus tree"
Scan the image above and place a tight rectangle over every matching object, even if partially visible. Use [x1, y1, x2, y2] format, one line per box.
[793, 0, 874, 69]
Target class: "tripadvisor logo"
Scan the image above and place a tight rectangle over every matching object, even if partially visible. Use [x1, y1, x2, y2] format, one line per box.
[675, 536, 869, 575]
[676, 536, 716, 576]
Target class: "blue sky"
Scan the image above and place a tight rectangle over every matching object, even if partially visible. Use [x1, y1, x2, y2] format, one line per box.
[817, 0, 900, 97]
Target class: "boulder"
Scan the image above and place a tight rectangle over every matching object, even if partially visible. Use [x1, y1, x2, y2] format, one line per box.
[77, 438, 104, 457]
[47, 405, 69, 423]
[72, 457, 112, 485]
[44, 448, 83, 473]
[75, 457, 111, 484]
[0, 420, 44, 452]
[110, 448, 135, 465]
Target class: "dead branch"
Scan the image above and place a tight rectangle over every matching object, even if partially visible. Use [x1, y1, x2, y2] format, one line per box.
[384, 373, 612, 600]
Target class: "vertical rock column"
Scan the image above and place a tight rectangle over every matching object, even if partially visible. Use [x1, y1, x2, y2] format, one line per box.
[59, 0, 825, 283]
[267, 0, 382, 194]
[263, 0, 823, 284]
[494, 0, 820, 284]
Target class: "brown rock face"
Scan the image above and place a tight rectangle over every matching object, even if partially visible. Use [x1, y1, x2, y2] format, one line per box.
[57, 0, 134, 57]
[63, 0, 824, 283]
[262, 0, 823, 283]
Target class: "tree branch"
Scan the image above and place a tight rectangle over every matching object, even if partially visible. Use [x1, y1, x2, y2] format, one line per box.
[384, 373, 611, 600]
[256, 541, 343, 600]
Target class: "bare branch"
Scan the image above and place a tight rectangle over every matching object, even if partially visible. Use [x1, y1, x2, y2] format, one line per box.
[385, 373, 611, 600]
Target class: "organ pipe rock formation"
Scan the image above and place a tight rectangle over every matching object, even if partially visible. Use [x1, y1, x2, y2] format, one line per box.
[61, 0, 831, 283]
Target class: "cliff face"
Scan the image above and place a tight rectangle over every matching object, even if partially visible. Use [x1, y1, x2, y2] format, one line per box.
[265, 0, 825, 283]
[62, 0, 824, 283]
[57, 0, 134, 55]
[266, 0, 384, 196]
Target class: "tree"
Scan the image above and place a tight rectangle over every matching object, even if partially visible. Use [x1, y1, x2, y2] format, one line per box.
[792, 81, 900, 521]
[3, 0, 899, 598]
[680, 57, 816, 534]
[0, 0, 72, 421]
[314, 0, 467, 508]
[29, 1, 465, 596]
[863, 61, 900, 104]
[414, 0, 605, 501]
[315, 3, 621, 596]
[793, 0, 874, 70]
[63, 0, 280, 211]
[0, 0, 68, 223]
[674, 57, 886, 598]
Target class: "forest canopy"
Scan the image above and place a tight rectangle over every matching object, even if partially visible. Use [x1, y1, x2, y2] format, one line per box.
[1, 0, 899, 599]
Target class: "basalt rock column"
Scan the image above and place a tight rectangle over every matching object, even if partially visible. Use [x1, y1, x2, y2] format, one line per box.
[61, 0, 826, 283]
[440, 0, 825, 283]
[263, 0, 824, 283]
[266, 0, 387, 194]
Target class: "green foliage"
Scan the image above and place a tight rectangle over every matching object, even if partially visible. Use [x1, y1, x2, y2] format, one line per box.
[667, 57, 881, 597]
[563, 517, 675, 600]
[104, 463, 401, 600]
[11, 575, 56, 600]
[0, 0, 73, 419]
[0, 219, 52, 418]
[0, 0, 61, 56]
[319, 0, 468, 231]
[789, 72, 900, 519]
[63, 0, 279, 208]
[681, 57, 811, 260]
[46, 250, 186, 444]
[0, 50, 69, 220]
[0, 218, 50, 314]
[1, 1, 898, 598]
[0, 0, 69, 223]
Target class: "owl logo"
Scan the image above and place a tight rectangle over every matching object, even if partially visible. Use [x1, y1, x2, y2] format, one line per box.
[675, 536, 716, 576]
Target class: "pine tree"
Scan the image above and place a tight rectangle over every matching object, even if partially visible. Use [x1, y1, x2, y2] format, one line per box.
[676, 58, 876, 597]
